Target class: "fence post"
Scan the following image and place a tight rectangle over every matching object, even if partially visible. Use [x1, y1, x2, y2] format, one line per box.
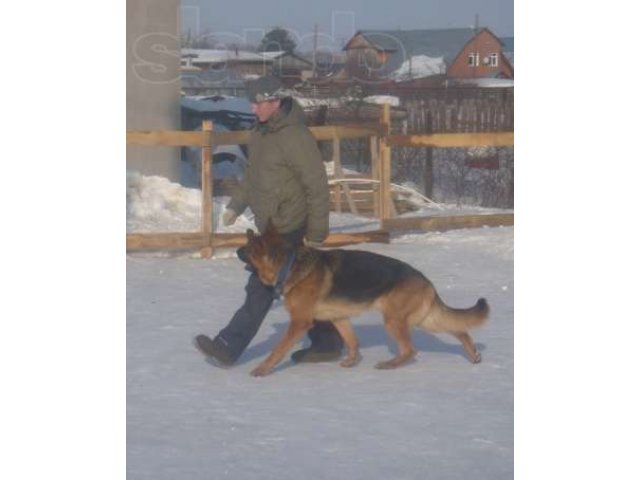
[379, 103, 392, 220]
[332, 132, 359, 215]
[200, 120, 214, 258]
[370, 136, 380, 217]
[332, 132, 342, 213]
[424, 110, 434, 199]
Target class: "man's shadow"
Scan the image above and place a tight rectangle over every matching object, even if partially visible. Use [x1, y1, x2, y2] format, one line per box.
[233, 321, 486, 368]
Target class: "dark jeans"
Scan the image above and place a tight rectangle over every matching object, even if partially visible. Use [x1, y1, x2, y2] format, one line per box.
[213, 229, 343, 362]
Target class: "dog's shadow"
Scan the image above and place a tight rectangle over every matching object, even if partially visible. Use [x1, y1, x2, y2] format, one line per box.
[234, 321, 486, 367]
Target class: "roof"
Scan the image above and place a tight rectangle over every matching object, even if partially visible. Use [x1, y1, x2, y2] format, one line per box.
[499, 37, 514, 67]
[349, 28, 479, 66]
[499, 37, 514, 53]
[182, 48, 277, 64]
[260, 50, 287, 60]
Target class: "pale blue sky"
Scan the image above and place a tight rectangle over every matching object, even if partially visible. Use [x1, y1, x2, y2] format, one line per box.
[181, 0, 513, 50]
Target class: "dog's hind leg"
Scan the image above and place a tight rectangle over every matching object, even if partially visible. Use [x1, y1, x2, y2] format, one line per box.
[332, 318, 360, 367]
[376, 315, 416, 370]
[451, 332, 482, 364]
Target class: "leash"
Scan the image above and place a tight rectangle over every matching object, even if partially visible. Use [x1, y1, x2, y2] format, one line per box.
[273, 250, 296, 300]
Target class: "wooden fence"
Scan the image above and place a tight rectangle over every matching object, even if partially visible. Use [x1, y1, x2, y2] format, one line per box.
[126, 103, 514, 257]
[399, 88, 514, 134]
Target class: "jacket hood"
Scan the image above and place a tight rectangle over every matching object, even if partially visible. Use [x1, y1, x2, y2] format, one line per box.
[256, 97, 307, 133]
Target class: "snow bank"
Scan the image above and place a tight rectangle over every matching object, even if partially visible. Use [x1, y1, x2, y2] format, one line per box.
[456, 78, 514, 88]
[126, 172, 255, 234]
[292, 96, 345, 109]
[127, 172, 204, 233]
[363, 95, 400, 107]
[127, 171, 509, 237]
[295, 95, 400, 109]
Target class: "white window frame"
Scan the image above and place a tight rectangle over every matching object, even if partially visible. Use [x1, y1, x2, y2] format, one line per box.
[489, 53, 499, 67]
[468, 52, 479, 67]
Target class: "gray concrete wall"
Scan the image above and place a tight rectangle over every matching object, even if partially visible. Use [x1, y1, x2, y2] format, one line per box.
[126, 0, 181, 181]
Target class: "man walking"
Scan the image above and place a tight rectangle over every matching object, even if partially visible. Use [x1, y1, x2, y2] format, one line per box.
[195, 75, 343, 366]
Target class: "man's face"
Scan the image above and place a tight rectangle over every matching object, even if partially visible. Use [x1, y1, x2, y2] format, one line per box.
[251, 100, 281, 123]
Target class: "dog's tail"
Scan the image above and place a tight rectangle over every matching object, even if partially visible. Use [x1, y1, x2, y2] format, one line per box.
[420, 294, 489, 333]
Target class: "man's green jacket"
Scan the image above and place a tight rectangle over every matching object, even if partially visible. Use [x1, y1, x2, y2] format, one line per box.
[228, 97, 330, 243]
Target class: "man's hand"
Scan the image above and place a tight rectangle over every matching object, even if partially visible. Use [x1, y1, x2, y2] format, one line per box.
[222, 209, 238, 226]
[303, 238, 323, 248]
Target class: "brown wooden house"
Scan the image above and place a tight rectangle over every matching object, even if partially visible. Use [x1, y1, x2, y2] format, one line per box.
[447, 29, 514, 79]
[340, 27, 513, 84]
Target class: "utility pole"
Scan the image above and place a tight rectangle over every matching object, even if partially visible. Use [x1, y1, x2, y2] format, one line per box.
[312, 22, 318, 78]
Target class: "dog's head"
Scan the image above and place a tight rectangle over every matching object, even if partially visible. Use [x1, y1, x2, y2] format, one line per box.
[243, 220, 290, 286]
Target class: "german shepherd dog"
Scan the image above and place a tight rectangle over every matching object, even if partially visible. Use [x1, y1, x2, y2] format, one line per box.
[245, 223, 489, 377]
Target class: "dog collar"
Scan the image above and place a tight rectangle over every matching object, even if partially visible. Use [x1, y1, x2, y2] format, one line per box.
[273, 251, 296, 299]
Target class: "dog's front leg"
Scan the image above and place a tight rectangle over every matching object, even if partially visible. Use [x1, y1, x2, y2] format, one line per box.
[250, 319, 312, 377]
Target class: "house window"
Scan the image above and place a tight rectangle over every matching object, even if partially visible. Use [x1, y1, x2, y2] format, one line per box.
[490, 53, 499, 67]
[468, 53, 479, 67]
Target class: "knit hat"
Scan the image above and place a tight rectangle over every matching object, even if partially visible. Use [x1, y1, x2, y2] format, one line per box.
[245, 75, 287, 103]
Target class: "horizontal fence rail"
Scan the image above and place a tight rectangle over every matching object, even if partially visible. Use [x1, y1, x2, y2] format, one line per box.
[382, 213, 514, 232]
[125, 127, 513, 149]
[126, 125, 382, 147]
[387, 132, 514, 148]
[127, 231, 391, 251]
[126, 130, 211, 147]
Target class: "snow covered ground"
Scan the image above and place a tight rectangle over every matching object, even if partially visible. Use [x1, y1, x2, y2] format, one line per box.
[127, 173, 513, 479]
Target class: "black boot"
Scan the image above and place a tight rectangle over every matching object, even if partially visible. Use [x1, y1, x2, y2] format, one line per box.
[193, 335, 236, 366]
[291, 320, 344, 363]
